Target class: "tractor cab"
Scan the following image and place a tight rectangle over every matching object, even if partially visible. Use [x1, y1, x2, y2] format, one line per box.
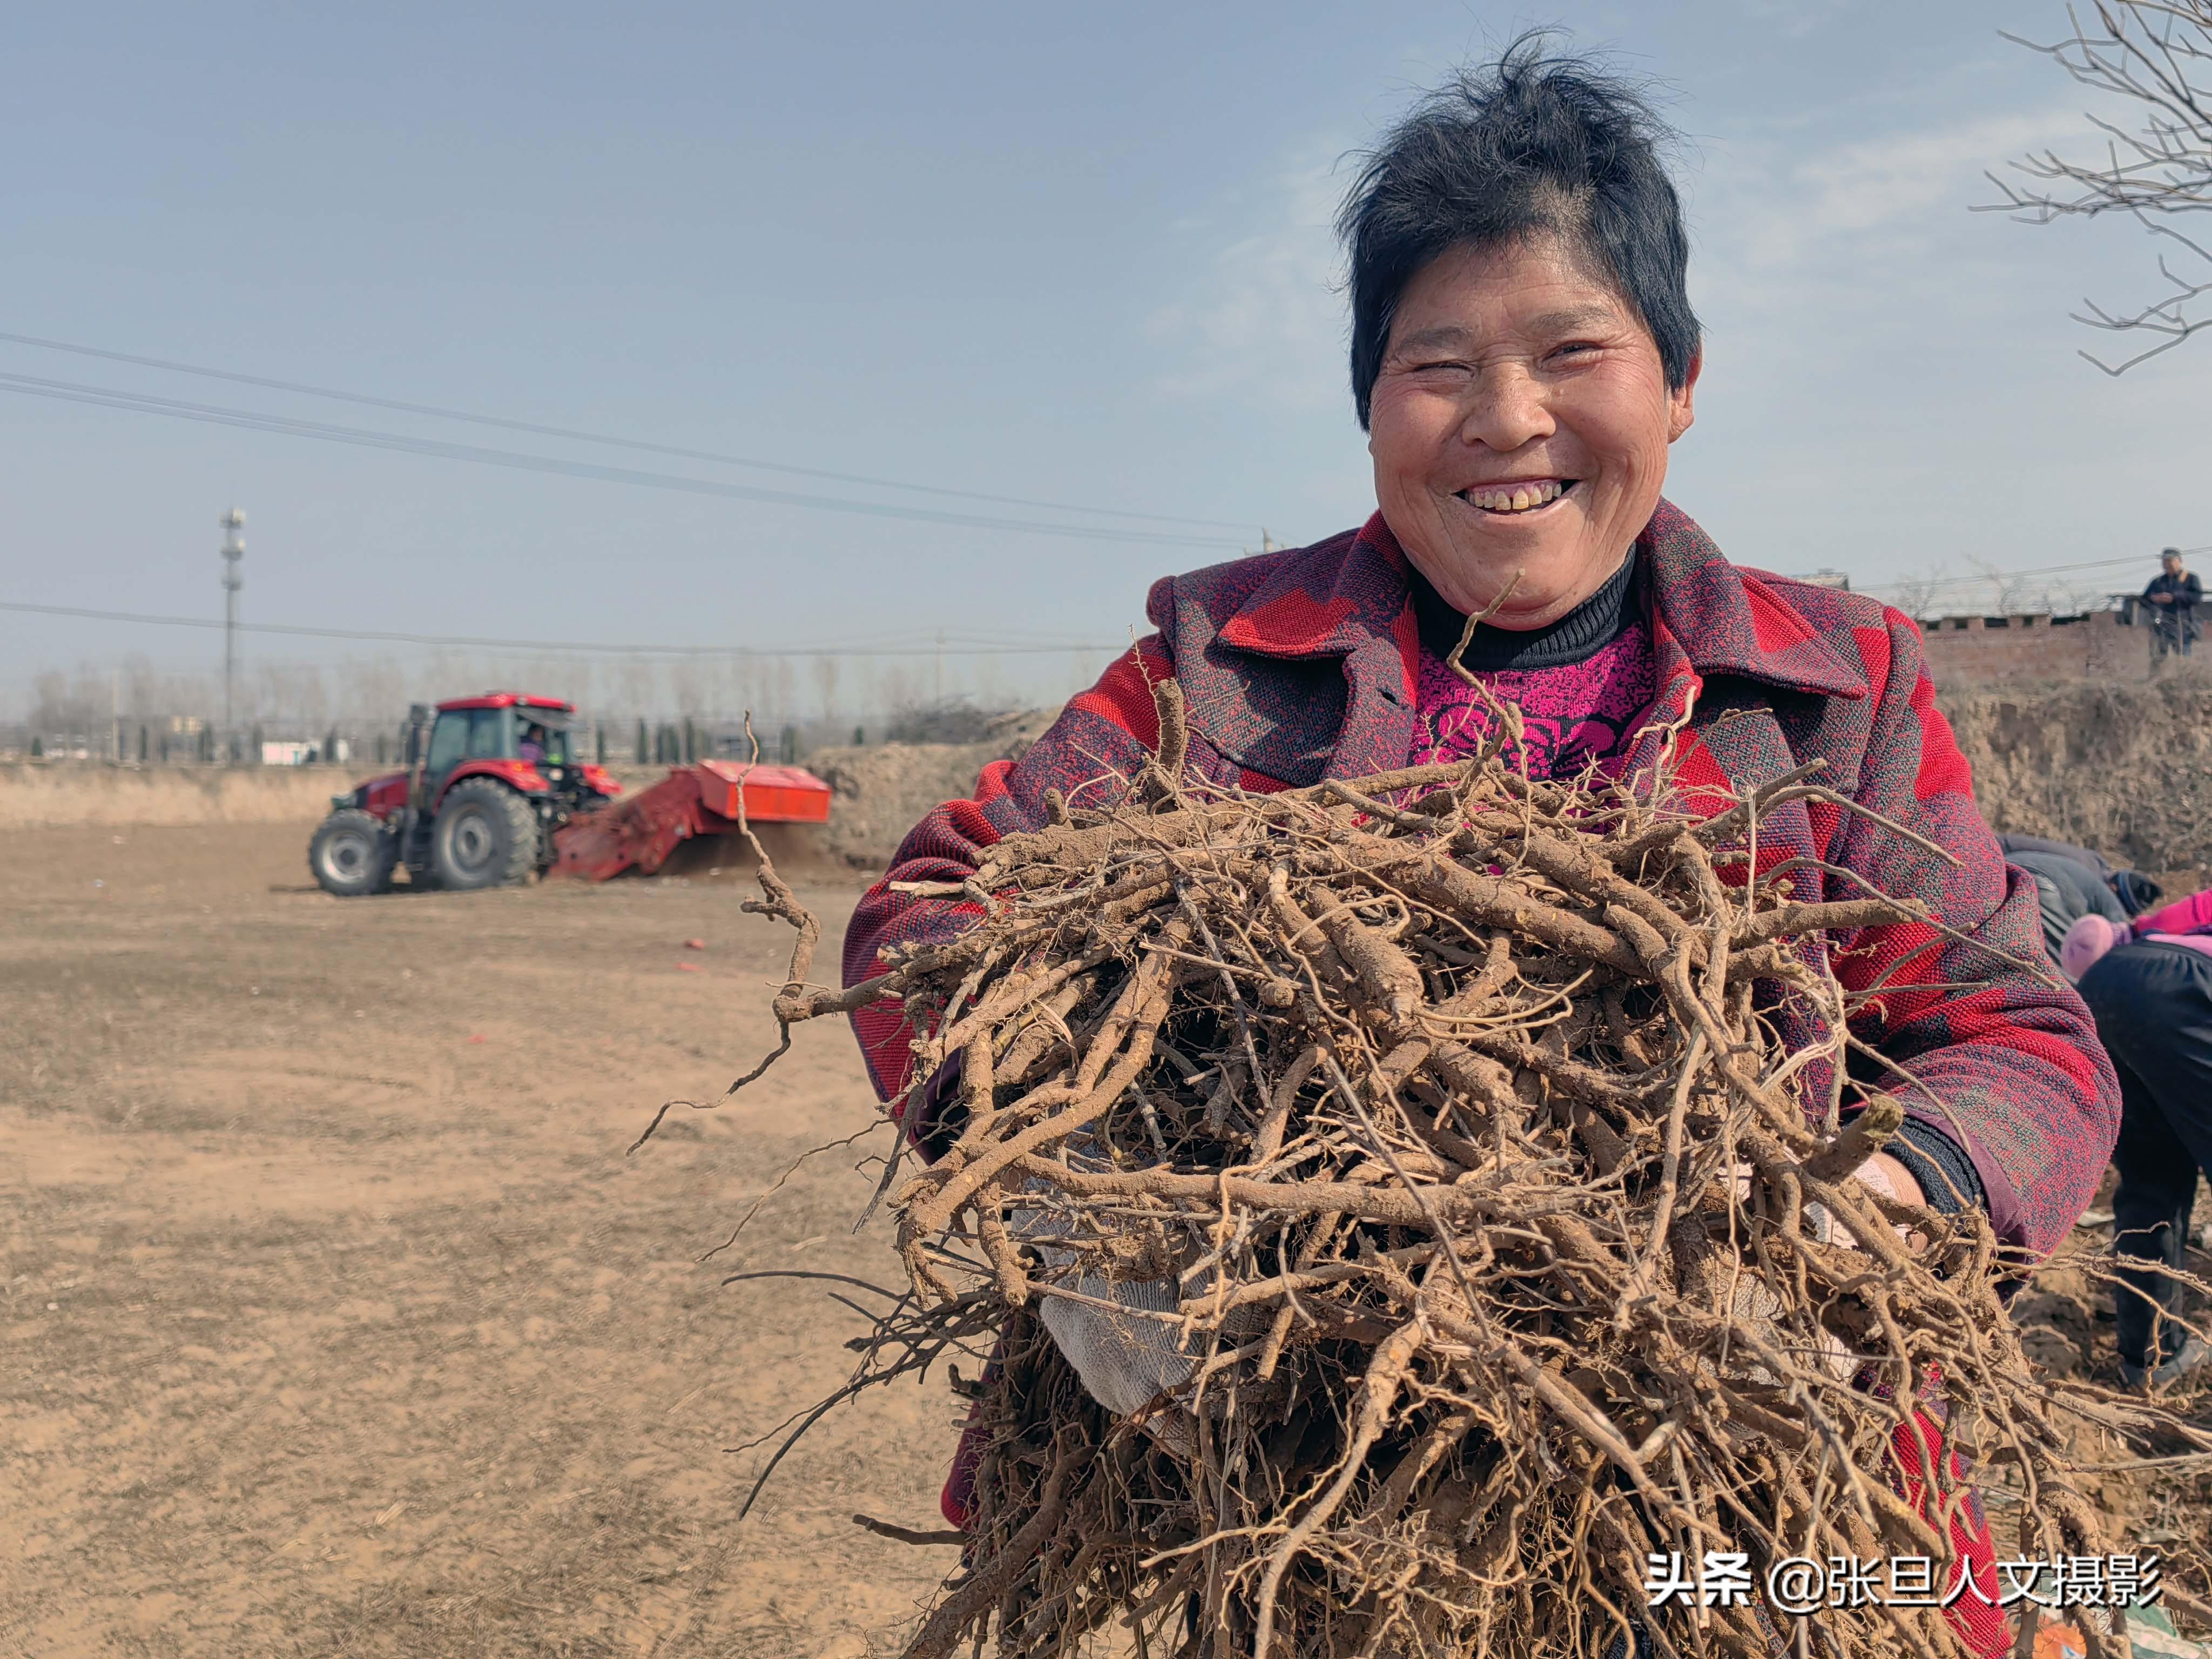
[417, 699, 591, 802]
[310, 692, 622, 897]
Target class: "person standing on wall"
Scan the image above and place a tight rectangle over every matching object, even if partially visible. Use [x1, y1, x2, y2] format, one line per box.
[2143, 547, 2202, 659]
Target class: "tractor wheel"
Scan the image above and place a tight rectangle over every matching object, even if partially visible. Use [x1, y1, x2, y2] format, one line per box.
[430, 780, 541, 892]
[309, 808, 397, 898]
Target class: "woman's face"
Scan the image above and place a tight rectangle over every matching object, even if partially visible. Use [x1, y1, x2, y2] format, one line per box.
[1367, 235, 1698, 628]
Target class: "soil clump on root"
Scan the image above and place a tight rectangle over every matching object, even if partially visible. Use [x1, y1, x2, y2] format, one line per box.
[705, 684, 2169, 1659]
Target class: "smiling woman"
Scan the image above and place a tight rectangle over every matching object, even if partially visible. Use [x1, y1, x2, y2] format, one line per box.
[1346, 55, 1701, 630]
[1365, 241, 1695, 629]
[840, 41, 2118, 1659]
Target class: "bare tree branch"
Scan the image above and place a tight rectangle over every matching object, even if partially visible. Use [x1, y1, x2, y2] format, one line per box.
[1884, 564, 1952, 622]
[1968, 555, 2033, 615]
[1979, 0, 2212, 369]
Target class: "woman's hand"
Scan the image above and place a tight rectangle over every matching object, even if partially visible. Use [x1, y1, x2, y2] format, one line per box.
[1856, 1150, 1923, 1210]
[1825, 1150, 1927, 1256]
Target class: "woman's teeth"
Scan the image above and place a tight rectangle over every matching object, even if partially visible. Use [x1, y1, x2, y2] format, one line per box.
[1465, 480, 1568, 514]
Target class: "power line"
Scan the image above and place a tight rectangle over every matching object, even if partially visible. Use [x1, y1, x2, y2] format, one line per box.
[1858, 556, 2140, 594]
[0, 598, 1129, 659]
[1857, 547, 2212, 598]
[0, 372, 1249, 551]
[0, 329, 1255, 533]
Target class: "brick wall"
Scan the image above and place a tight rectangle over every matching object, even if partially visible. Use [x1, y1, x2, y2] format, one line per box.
[1917, 610, 2156, 687]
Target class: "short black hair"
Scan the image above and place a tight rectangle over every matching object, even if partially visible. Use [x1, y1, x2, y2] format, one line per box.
[1338, 39, 1701, 429]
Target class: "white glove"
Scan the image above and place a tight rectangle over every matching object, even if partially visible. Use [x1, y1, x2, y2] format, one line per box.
[1014, 1199, 1197, 1418]
[1035, 1272, 1196, 1417]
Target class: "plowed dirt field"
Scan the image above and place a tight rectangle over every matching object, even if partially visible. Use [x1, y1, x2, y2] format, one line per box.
[1, 823, 952, 1657]
[8, 820, 2210, 1657]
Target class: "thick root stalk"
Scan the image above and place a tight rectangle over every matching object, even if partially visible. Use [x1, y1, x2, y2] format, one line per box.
[711, 737, 2134, 1659]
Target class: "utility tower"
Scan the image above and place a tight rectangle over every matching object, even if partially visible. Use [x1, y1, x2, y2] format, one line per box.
[220, 507, 245, 740]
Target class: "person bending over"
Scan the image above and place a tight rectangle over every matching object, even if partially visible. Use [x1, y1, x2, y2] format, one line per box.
[2067, 893, 2212, 1386]
[2000, 833, 2160, 974]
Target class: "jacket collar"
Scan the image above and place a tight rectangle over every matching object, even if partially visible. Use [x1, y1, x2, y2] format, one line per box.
[1215, 514, 1414, 660]
[1638, 500, 1867, 698]
[1215, 502, 1868, 700]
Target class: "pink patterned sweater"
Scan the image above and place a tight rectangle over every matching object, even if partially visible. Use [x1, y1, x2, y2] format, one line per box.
[1411, 618, 1659, 778]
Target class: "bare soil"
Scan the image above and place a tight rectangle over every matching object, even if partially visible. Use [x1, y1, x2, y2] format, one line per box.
[2002, 1201, 2212, 1614]
[6, 819, 2209, 1656]
[0, 823, 956, 1657]
[806, 708, 1057, 873]
[1944, 676, 2212, 878]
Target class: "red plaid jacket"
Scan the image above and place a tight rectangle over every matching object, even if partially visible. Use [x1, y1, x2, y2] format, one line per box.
[848, 502, 2102, 1657]
[847, 501, 2117, 1260]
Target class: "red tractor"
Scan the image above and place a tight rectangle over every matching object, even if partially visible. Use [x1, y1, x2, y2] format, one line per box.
[309, 693, 622, 897]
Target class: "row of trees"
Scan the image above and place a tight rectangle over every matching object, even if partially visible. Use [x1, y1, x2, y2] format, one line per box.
[1875, 562, 2127, 622]
[18, 715, 838, 767]
[14, 645, 1104, 760]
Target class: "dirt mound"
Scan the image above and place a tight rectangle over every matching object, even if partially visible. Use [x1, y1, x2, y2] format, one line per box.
[1943, 677, 2212, 877]
[802, 707, 1059, 871]
[647, 820, 858, 885]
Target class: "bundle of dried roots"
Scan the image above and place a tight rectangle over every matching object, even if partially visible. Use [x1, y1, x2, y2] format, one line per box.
[713, 683, 2116, 1659]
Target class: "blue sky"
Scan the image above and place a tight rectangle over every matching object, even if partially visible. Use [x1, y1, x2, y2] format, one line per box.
[4, 1, 2204, 719]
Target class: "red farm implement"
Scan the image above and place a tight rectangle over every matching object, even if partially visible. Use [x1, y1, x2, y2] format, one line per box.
[547, 759, 832, 882]
[307, 693, 832, 896]
[310, 693, 624, 897]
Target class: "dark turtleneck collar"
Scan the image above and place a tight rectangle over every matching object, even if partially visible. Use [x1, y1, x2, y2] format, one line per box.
[1411, 548, 1643, 672]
